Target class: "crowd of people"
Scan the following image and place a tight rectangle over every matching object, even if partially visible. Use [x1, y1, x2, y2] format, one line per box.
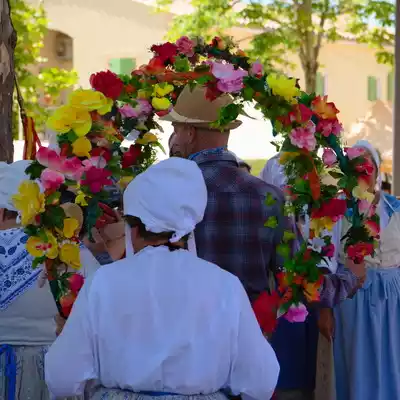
[1, 85, 399, 400]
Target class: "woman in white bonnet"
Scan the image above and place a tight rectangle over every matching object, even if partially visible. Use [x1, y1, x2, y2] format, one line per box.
[45, 157, 280, 400]
[333, 140, 400, 400]
[0, 160, 100, 400]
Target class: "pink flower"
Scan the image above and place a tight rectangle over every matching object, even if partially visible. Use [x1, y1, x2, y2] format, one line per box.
[345, 147, 365, 160]
[40, 168, 65, 191]
[37, 147, 62, 171]
[290, 122, 317, 152]
[365, 220, 380, 237]
[83, 157, 107, 170]
[317, 119, 343, 137]
[176, 36, 195, 57]
[284, 303, 309, 323]
[210, 61, 248, 93]
[322, 148, 337, 167]
[119, 99, 152, 119]
[81, 166, 113, 193]
[250, 60, 263, 77]
[359, 199, 374, 217]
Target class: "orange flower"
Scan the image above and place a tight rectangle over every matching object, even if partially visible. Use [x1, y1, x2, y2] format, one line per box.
[312, 96, 339, 119]
[303, 281, 320, 302]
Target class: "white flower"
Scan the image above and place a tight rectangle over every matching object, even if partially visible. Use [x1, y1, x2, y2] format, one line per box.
[308, 237, 326, 253]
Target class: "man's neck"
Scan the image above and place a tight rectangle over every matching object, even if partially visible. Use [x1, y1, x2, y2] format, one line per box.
[188, 146, 227, 161]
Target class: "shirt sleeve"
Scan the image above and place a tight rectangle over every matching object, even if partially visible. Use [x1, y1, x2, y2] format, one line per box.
[80, 247, 101, 279]
[319, 263, 359, 308]
[45, 280, 97, 396]
[228, 280, 280, 400]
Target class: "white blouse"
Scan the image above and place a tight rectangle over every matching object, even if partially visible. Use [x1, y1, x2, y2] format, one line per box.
[45, 246, 279, 399]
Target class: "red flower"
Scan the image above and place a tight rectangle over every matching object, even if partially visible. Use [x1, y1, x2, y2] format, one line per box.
[355, 160, 375, 176]
[311, 198, 347, 221]
[90, 70, 124, 100]
[122, 144, 142, 169]
[322, 243, 335, 258]
[347, 242, 374, 263]
[205, 81, 222, 101]
[67, 273, 85, 294]
[252, 291, 280, 334]
[279, 103, 313, 126]
[59, 292, 77, 318]
[150, 42, 178, 64]
[91, 147, 112, 162]
[81, 166, 113, 193]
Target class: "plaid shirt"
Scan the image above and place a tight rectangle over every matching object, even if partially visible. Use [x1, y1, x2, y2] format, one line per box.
[192, 150, 286, 301]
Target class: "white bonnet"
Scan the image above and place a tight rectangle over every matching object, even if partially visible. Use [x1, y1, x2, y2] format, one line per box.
[123, 157, 207, 243]
[0, 160, 32, 211]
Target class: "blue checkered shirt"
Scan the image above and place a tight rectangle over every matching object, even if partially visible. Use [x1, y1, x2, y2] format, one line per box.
[191, 150, 287, 301]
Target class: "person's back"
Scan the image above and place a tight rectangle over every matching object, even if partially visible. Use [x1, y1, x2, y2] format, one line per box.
[193, 150, 285, 300]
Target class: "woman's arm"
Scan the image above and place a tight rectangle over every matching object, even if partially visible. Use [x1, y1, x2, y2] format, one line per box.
[45, 281, 97, 396]
[319, 262, 366, 308]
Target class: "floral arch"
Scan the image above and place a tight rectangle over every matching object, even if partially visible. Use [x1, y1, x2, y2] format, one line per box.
[12, 36, 378, 330]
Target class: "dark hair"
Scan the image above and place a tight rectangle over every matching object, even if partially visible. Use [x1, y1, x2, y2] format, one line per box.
[4, 209, 18, 221]
[125, 215, 189, 251]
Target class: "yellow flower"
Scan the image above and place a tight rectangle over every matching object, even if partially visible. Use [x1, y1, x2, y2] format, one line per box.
[47, 105, 92, 137]
[136, 132, 158, 145]
[118, 176, 134, 189]
[26, 231, 58, 259]
[352, 185, 375, 203]
[138, 89, 152, 99]
[72, 136, 92, 158]
[63, 218, 80, 239]
[151, 97, 171, 111]
[310, 217, 334, 236]
[60, 242, 81, 269]
[12, 181, 45, 226]
[266, 74, 300, 103]
[153, 83, 174, 97]
[75, 191, 89, 207]
[68, 89, 113, 115]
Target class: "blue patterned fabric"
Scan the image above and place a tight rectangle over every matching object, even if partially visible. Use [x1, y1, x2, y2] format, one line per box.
[0, 228, 40, 310]
[0, 345, 16, 400]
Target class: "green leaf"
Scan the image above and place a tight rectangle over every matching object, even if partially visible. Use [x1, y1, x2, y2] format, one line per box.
[328, 171, 344, 179]
[32, 256, 46, 269]
[264, 216, 278, 228]
[283, 230, 296, 242]
[265, 193, 276, 206]
[25, 161, 45, 180]
[67, 131, 79, 143]
[243, 86, 254, 101]
[277, 243, 291, 259]
[46, 191, 61, 205]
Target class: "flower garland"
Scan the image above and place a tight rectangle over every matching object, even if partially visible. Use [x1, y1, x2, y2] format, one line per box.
[13, 36, 379, 327]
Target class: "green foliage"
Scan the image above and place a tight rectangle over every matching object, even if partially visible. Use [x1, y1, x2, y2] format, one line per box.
[156, 0, 369, 92]
[348, 0, 395, 66]
[10, 0, 78, 134]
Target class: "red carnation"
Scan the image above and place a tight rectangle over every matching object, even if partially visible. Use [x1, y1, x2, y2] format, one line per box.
[311, 198, 347, 221]
[122, 144, 142, 169]
[90, 70, 124, 100]
[67, 273, 85, 294]
[81, 166, 113, 193]
[150, 42, 178, 64]
[91, 147, 112, 162]
[347, 242, 374, 263]
[252, 291, 280, 335]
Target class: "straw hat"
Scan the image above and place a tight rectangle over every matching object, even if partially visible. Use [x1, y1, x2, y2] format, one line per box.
[61, 202, 84, 235]
[162, 86, 242, 130]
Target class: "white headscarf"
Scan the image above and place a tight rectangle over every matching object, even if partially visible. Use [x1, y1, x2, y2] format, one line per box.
[259, 154, 287, 188]
[124, 157, 207, 256]
[0, 160, 31, 211]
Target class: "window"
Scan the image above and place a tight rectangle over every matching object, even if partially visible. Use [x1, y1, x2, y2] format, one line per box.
[108, 58, 136, 75]
[387, 71, 394, 102]
[315, 72, 326, 96]
[367, 76, 380, 101]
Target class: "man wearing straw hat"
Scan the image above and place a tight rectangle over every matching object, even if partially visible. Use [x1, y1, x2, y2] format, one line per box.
[167, 87, 286, 304]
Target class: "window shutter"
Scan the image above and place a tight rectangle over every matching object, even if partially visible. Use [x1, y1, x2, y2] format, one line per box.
[108, 58, 136, 75]
[387, 71, 394, 102]
[367, 76, 378, 101]
[315, 72, 325, 96]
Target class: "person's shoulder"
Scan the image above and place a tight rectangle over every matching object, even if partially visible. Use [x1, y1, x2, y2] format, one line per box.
[86, 257, 129, 288]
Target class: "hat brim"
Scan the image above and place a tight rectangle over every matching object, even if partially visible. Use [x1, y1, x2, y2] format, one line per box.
[161, 112, 242, 130]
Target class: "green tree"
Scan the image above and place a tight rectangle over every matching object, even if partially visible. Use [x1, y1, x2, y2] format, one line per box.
[11, 0, 77, 137]
[157, 0, 365, 93]
[349, 0, 394, 66]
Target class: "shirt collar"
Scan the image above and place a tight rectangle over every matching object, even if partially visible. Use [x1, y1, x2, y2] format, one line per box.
[188, 147, 239, 166]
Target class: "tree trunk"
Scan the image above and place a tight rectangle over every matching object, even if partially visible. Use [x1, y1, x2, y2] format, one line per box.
[0, 0, 16, 163]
